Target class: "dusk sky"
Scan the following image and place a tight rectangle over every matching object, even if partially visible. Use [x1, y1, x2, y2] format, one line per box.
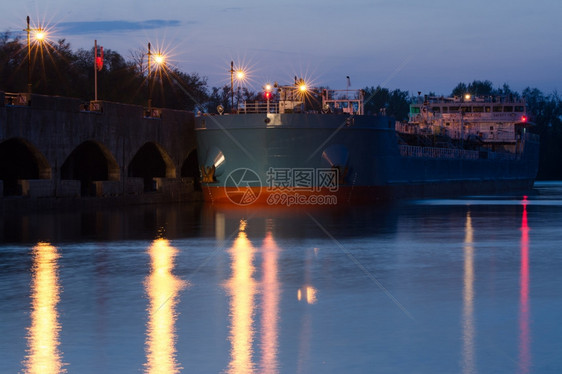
[2, 0, 561, 95]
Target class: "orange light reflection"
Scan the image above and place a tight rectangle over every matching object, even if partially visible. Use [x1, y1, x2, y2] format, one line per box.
[23, 242, 66, 373]
[462, 212, 475, 374]
[225, 220, 257, 374]
[144, 238, 186, 374]
[260, 231, 280, 374]
[297, 286, 318, 304]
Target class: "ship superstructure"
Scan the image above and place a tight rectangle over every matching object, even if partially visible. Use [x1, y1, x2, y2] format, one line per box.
[403, 95, 531, 151]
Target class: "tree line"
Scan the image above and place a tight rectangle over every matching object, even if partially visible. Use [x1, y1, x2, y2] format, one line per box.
[1, 34, 560, 179]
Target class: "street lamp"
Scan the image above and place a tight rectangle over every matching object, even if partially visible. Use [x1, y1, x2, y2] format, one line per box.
[229, 61, 246, 112]
[229, 61, 234, 110]
[295, 78, 308, 112]
[24, 16, 47, 95]
[147, 42, 166, 113]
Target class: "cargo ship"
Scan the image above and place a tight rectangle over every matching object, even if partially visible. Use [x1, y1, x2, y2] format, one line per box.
[195, 81, 539, 206]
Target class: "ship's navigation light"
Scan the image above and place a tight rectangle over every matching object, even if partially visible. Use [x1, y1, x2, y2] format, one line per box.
[464, 94, 471, 101]
[299, 84, 307, 92]
[521, 115, 528, 123]
[264, 84, 273, 100]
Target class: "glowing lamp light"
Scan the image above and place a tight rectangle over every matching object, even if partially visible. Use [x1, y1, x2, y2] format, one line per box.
[464, 94, 471, 101]
[521, 115, 528, 123]
[299, 84, 307, 92]
[236, 70, 245, 80]
[34, 30, 46, 42]
[264, 83, 273, 100]
[154, 54, 165, 65]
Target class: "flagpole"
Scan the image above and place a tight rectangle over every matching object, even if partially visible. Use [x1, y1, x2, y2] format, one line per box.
[94, 40, 98, 101]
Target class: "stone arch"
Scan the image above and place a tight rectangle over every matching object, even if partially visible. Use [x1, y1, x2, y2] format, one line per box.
[0, 138, 51, 196]
[61, 140, 120, 196]
[128, 142, 176, 191]
[181, 148, 201, 191]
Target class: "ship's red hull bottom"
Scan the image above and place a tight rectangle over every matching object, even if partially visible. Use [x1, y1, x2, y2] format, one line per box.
[202, 179, 535, 206]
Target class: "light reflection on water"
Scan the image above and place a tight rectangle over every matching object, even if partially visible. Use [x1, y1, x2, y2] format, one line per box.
[462, 212, 475, 374]
[225, 220, 258, 374]
[2, 183, 562, 373]
[144, 238, 187, 374]
[23, 243, 65, 374]
[519, 199, 531, 374]
[260, 225, 281, 374]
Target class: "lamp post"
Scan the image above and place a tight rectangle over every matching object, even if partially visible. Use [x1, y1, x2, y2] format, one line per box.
[230, 61, 234, 110]
[296, 78, 308, 112]
[229, 61, 246, 112]
[24, 16, 46, 95]
[147, 42, 153, 112]
[147, 43, 165, 115]
[235, 69, 245, 111]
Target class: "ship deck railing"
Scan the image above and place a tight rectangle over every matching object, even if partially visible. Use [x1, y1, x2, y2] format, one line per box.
[399, 145, 519, 161]
[239, 101, 279, 114]
[400, 145, 479, 159]
[412, 95, 526, 105]
[410, 112, 527, 123]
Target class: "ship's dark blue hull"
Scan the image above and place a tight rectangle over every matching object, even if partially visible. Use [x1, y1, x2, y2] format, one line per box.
[195, 113, 539, 205]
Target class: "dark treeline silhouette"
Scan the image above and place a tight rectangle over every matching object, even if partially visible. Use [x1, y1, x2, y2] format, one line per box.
[0, 33, 209, 111]
[521, 87, 562, 180]
[1, 35, 560, 179]
[363, 86, 410, 120]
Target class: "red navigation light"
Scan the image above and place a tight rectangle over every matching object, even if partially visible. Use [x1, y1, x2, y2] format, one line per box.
[264, 89, 273, 100]
[264, 83, 273, 100]
[521, 115, 527, 123]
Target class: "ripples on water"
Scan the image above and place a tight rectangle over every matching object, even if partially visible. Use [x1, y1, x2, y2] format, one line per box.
[1, 182, 562, 373]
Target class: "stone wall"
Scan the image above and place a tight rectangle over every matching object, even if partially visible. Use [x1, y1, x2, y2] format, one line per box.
[0, 92, 201, 210]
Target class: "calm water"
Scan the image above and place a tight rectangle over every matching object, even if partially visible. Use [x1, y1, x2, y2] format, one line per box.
[2, 182, 562, 373]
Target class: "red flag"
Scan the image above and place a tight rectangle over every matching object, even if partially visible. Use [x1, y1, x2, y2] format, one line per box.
[96, 46, 103, 71]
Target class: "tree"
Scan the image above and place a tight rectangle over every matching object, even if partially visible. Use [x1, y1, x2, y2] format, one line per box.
[452, 80, 494, 97]
[206, 85, 232, 113]
[151, 69, 209, 111]
[523, 87, 562, 179]
[0, 31, 208, 110]
[0, 32, 26, 92]
[363, 86, 410, 120]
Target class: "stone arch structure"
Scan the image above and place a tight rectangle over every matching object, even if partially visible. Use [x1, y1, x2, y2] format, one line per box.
[181, 149, 201, 191]
[61, 140, 120, 196]
[0, 138, 51, 196]
[128, 142, 176, 191]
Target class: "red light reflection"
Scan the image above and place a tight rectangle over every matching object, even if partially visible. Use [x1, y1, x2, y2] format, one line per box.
[519, 199, 531, 373]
